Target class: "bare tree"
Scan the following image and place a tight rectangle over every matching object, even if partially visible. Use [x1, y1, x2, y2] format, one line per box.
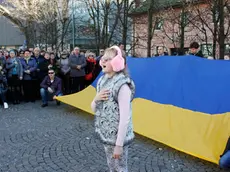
[189, 0, 230, 59]
[156, 1, 196, 55]
[85, 0, 121, 52]
[84, 0, 134, 54]
[132, 14, 149, 57]
[120, 0, 135, 51]
[0, 0, 58, 46]
[147, 0, 154, 57]
[0, 0, 57, 22]
[85, 0, 107, 51]
[50, 0, 72, 51]
[0, 0, 71, 50]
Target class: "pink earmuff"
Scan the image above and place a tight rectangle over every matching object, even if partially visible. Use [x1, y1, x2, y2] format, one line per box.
[110, 46, 125, 72]
[99, 58, 103, 68]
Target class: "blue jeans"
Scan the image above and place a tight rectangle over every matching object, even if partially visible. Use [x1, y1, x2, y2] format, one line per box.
[0, 92, 6, 102]
[219, 150, 230, 169]
[40, 88, 63, 104]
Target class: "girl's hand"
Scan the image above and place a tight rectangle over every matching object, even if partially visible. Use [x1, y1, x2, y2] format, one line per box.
[113, 145, 123, 159]
[94, 89, 110, 102]
[48, 64, 53, 69]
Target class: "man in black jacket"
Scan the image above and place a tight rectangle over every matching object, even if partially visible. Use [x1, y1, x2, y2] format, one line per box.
[219, 137, 230, 169]
[40, 68, 62, 107]
[69, 47, 86, 93]
[189, 42, 204, 58]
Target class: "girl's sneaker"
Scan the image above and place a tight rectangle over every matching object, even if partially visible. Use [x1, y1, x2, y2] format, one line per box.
[3, 102, 8, 109]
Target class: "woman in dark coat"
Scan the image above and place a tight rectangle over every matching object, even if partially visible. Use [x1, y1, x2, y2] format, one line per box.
[21, 50, 37, 102]
[85, 53, 96, 87]
[0, 71, 8, 108]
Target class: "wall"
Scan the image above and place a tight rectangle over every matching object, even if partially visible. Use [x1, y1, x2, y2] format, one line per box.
[0, 16, 25, 48]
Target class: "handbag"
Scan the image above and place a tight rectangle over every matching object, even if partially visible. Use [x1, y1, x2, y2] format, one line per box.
[85, 59, 96, 81]
[85, 72, 93, 80]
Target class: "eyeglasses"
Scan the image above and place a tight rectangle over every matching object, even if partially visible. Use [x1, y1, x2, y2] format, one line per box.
[101, 57, 112, 62]
[48, 72, 54, 74]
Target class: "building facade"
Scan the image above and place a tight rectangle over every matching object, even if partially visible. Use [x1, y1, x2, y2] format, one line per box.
[0, 16, 25, 50]
[131, 0, 230, 58]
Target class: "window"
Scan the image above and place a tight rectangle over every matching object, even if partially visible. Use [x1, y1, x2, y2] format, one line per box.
[181, 12, 189, 26]
[225, 44, 230, 53]
[212, 7, 219, 23]
[155, 18, 164, 30]
[201, 44, 213, 56]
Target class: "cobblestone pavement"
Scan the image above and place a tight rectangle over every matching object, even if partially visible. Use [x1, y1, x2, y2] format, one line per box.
[0, 101, 228, 172]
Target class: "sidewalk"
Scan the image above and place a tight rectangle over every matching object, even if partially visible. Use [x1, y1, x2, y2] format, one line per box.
[0, 101, 227, 172]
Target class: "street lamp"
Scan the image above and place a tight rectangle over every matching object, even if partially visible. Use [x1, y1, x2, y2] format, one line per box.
[72, 0, 75, 49]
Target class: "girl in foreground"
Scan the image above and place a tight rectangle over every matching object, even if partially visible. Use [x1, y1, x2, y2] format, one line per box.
[91, 45, 135, 172]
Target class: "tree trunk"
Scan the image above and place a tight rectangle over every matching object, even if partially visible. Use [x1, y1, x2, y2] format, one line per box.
[147, 0, 154, 57]
[122, 0, 129, 51]
[102, 2, 109, 48]
[180, 6, 185, 55]
[218, 0, 225, 59]
[105, 3, 109, 47]
[24, 21, 34, 48]
[212, 0, 218, 59]
[24, 31, 31, 48]
[97, 1, 101, 50]
[61, 25, 65, 51]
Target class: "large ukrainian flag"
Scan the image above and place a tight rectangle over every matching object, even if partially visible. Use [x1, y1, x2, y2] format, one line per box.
[57, 55, 230, 164]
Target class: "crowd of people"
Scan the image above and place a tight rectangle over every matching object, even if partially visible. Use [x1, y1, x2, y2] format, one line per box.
[0, 42, 229, 171]
[0, 46, 104, 108]
[153, 41, 230, 61]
